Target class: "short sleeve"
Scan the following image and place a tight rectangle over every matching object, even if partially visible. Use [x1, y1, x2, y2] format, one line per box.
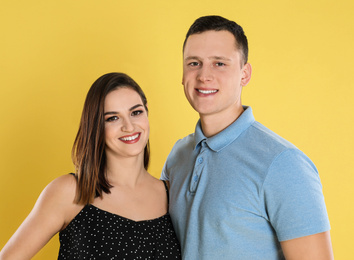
[262, 148, 330, 241]
[160, 160, 170, 181]
[160, 138, 185, 182]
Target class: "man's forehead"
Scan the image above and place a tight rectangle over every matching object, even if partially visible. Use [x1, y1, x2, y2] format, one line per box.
[184, 30, 238, 52]
[184, 55, 233, 61]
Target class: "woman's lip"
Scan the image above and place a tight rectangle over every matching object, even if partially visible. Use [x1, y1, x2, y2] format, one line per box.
[119, 133, 141, 143]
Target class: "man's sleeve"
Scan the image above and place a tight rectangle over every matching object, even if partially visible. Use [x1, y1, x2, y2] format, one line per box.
[262, 148, 330, 241]
[160, 159, 170, 181]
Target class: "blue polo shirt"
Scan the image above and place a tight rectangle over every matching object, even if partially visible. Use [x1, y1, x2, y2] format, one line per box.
[161, 106, 330, 259]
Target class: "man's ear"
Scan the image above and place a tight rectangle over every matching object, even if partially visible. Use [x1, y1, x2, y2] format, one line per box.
[241, 63, 252, 87]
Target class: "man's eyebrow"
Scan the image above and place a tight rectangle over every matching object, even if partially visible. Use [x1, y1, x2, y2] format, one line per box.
[184, 56, 200, 61]
[184, 56, 232, 61]
[104, 104, 143, 116]
[211, 56, 232, 61]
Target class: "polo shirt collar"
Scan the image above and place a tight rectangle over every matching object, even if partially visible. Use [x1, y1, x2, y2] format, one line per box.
[194, 106, 255, 152]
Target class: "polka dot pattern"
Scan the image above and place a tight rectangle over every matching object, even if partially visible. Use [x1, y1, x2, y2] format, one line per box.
[58, 205, 181, 259]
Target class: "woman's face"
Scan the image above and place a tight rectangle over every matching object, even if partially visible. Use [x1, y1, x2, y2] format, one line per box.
[103, 87, 149, 161]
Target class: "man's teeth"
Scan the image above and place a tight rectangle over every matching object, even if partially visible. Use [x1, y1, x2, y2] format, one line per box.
[198, 89, 217, 94]
[121, 134, 139, 141]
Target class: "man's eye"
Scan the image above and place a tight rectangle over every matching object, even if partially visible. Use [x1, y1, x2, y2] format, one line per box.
[215, 62, 225, 67]
[189, 62, 199, 67]
[106, 116, 118, 122]
[132, 110, 143, 116]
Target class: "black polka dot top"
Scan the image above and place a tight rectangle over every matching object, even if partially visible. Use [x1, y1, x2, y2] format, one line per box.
[58, 181, 181, 260]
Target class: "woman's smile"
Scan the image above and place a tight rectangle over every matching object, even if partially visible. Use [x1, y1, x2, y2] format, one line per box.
[119, 133, 141, 143]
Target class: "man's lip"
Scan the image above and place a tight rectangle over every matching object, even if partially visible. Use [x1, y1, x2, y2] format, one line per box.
[195, 88, 218, 95]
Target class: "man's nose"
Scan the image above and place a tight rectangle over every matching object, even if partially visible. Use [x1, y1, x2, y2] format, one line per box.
[197, 65, 213, 82]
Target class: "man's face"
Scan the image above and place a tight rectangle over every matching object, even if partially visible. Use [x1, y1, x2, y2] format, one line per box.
[182, 30, 250, 119]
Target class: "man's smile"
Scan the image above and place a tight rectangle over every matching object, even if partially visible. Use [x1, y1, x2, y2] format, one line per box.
[196, 89, 218, 94]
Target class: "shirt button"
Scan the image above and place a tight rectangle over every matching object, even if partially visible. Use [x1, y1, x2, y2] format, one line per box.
[197, 157, 203, 164]
[193, 175, 198, 182]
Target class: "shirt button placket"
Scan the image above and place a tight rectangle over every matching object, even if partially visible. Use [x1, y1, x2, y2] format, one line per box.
[190, 141, 207, 193]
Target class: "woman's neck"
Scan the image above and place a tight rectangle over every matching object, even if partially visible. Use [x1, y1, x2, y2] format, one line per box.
[105, 155, 147, 188]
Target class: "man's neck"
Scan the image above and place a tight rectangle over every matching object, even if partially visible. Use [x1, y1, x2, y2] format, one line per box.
[200, 106, 244, 138]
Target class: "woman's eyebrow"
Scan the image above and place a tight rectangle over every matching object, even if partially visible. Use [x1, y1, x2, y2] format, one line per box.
[104, 111, 117, 116]
[129, 104, 143, 111]
[104, 104, 143, 116]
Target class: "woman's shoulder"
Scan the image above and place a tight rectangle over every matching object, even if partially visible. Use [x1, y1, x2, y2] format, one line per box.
[50, 173, 77, 188]
[43, 173, 77, 201]
[146, 174, 169, 196]
[38, 173, 80, 215]
[41, 173, 84, 229]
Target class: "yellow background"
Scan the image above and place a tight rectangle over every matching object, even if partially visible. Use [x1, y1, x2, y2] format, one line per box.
[1, 0, 353, 259]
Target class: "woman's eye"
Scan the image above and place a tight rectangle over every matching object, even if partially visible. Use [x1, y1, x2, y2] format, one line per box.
[106, 116, 118, 122]
[132, 110, 143, 116]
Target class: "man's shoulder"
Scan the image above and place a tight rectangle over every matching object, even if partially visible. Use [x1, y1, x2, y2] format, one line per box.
[171, 132, 196, 150]
[247, 121, 297, 151]
[164, 132, 196, 167]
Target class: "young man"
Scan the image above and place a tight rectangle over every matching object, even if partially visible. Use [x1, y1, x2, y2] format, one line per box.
[161, 16, 333, 259]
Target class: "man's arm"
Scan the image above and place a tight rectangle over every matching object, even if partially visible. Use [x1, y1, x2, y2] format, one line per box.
[280, 231, 334, 260]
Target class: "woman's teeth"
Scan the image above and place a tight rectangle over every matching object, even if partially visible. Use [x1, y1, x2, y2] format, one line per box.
[120, 133, 139, 141]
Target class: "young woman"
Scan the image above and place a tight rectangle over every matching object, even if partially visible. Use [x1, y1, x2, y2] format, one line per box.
[0, 73, 181, 259]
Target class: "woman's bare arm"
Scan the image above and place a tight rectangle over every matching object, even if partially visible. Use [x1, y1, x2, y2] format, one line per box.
[0, 174, 80, 260]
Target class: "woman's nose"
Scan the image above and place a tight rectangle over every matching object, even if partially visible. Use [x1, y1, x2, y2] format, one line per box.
[121, 118, 134, 132]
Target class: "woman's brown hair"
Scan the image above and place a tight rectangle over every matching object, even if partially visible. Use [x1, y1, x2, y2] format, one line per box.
[72, 72, 150, 205]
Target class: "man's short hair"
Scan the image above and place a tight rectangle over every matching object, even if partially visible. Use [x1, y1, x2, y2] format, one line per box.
[183, 15, 249, 65]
